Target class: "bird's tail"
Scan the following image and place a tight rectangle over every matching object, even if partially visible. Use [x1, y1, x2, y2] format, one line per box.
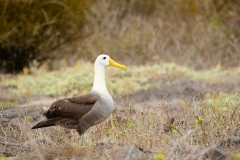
[32, 119, 59, 129]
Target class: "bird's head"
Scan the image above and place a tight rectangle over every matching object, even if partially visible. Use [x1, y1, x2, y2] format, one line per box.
[95, 54, 127, 71]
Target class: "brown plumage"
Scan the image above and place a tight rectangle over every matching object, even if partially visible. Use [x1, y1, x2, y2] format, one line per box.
[32, 94, 99, 134]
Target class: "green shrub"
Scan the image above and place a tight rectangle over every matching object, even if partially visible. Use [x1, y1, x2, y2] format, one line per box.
[0, 0, 93, 73]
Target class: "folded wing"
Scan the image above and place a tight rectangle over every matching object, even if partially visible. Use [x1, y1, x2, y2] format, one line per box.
[44, 93, 99, 120]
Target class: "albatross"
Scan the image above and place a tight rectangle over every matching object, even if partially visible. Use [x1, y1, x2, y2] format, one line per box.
[32, 54, 127, 135]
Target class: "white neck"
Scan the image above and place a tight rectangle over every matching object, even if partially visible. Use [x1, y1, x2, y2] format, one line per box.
[91, 64, 109, 94]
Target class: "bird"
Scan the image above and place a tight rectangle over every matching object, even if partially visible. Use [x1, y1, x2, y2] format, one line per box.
[32, 54, 127, 135]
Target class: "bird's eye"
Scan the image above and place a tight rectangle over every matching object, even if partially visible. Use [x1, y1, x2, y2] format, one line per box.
[103, 57, 106, 60]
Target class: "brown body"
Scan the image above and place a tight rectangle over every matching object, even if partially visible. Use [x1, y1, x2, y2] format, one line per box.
[32, 94, 99, 135]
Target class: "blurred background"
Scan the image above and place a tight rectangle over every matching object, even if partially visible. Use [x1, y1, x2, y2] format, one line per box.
[1, 0, 240, 74]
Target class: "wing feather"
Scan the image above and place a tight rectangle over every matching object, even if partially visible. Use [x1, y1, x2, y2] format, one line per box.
[66, 93, 98, 104]
[44, 94, 99, 120]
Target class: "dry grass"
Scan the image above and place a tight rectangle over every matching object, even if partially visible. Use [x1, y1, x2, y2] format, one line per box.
[1, 93, 239, 159]
[49, 0, 240, 70]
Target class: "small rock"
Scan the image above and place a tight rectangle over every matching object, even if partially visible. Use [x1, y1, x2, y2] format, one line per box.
[220, 136, 240, 147]
[95, 140, 120, 156]
[53, 158, 61, 160]
[184, 145, 227, 160]
[174, 145, 186, 154]
[114, 144, 153, 160]
[0, 99, 52, 127]
[205, 145, 227, 160]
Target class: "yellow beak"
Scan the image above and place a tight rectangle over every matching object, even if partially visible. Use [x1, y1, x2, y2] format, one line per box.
[109, 58, 127, 71]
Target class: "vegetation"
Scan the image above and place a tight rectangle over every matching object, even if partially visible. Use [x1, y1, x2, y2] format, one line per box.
[0, 60, 239, 158]
[49, 0, 240, 70]
[1, 62, 239, 97]
[1, 0, 240, 73]
[0, 92, 239, 159]
[0, 0, 93, 73]
[0, 101, 19, 108]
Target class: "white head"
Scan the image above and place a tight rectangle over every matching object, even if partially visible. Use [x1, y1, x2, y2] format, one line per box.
[91, 54, 127, 95]
[94, 54, 127, 71]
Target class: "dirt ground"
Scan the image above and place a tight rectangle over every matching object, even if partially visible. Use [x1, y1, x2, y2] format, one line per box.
[115, 77, 240, 109]
[1, 76, 240, 107]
